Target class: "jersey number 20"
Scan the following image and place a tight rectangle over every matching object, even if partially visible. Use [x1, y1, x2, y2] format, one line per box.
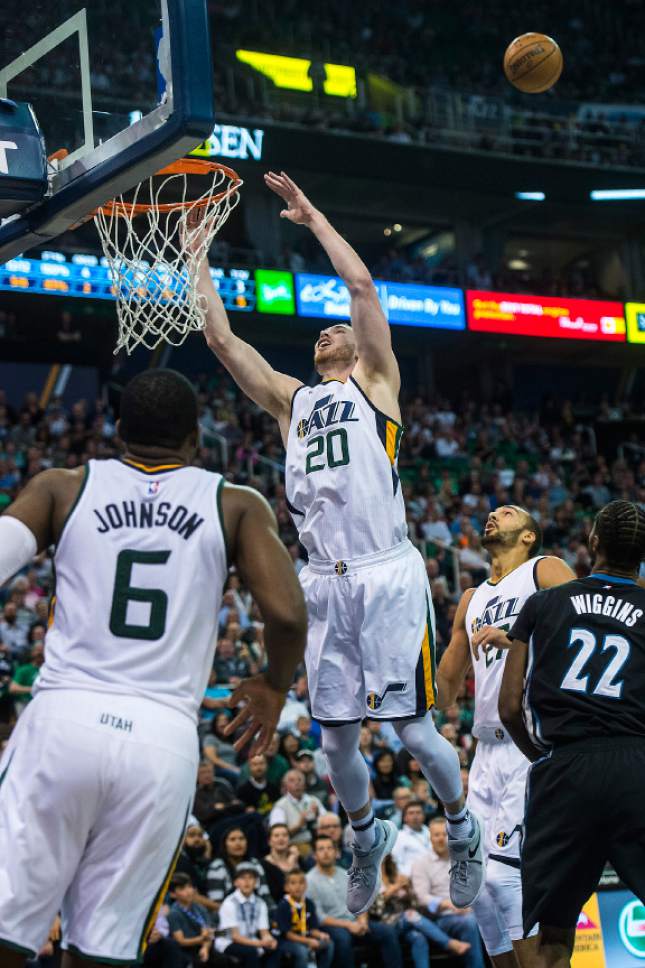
[306, 428, 350, 474]
[560, 627, 630, 699]
[110, 549, 171, 640]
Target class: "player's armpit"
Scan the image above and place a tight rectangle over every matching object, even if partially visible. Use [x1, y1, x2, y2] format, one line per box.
[498, 640, 541, 762]
[436, 588, 475, 710]
[536, 555, 576, 589]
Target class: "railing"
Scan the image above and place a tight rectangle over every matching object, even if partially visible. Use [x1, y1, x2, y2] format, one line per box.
[218, 58, 645, 169]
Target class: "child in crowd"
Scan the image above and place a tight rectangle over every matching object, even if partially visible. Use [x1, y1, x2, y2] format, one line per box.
[276, 870, 334, 968]
[215, 863, 279, 967]
[168, 873, 219, 966]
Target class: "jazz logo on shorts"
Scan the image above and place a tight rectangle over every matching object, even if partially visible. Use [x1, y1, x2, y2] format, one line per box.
[366, 682, 406, 711]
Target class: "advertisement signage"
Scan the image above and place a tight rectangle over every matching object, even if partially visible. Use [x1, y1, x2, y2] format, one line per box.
[255, 270, 295, 315]
[467, 290, 626, 341]
[295, 273, 466, 329]
[625, 303, 645, 344]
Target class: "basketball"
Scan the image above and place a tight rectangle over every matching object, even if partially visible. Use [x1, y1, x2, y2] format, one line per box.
[503, 32, 563, 93]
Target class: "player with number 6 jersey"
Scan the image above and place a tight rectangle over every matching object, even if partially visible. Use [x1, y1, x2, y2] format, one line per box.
[0, 369, 307, 968]
[192, 170, 484, 921]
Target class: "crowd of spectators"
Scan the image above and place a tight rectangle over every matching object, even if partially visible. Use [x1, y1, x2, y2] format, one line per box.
[1, 367, 644, 966]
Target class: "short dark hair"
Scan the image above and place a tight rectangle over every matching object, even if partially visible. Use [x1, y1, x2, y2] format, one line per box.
[594, 501, 645, 571]
[313, 834, 335, 850]
[513, 506, 543, 557]
[402, 800, 425, 823]
[285, 870, 306, 882]
[170, 872, 192, 891]
[119, 369, 198, 450]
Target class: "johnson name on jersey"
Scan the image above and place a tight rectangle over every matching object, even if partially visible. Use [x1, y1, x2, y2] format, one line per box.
[285, 377, 407, 561]
[36, 458, 228, 722]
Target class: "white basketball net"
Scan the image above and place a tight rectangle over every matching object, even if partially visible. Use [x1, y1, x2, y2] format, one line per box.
[94, 164, 242, 354]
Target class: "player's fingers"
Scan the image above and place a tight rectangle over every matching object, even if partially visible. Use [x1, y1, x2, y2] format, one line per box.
[249, 724, 273, 757]
[224, 703, 251, 734]
[233, 720, 260, 752]
[281, 171, 299, 193]
[226, 685, 246, 708]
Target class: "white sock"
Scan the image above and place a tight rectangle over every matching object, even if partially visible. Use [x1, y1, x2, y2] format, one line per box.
[351, 808, 377, 851]
[445, 805, 474, 840]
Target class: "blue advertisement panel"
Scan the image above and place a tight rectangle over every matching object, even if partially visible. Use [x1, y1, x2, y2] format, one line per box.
[597, 890, 645, 966]
[295, 273, 465, 329]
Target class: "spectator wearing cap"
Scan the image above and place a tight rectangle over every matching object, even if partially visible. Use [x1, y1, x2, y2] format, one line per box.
[295, 749, 329, 806]
[391, 802, 432, 876]
[215, 863, 279, 967]
[269, 770, 329, 854]
[207, 827, 273, 915]
[277, 869, 334, 968]
[236, 753, 280, 816]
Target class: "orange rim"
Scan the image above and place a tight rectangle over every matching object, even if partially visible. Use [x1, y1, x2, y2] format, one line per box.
[96, 159, 242, 218]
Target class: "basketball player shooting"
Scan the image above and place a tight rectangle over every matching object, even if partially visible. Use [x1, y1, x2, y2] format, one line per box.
[189, 171, 484, 916]
[0, 369, 307, 968]
[437, 506, 574, 968]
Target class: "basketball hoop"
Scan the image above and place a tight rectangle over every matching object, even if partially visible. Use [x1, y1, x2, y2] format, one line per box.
[94, 158, 242, 354]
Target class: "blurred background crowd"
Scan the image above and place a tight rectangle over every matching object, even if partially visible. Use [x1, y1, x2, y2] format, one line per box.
[1, 364, 643, 965]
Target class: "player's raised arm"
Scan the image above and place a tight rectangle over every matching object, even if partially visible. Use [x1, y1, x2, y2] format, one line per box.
[186, 211, 301, 431]
[264, 171, 399, 390]
[436, 588, 475, 710]
[220, 484, 307, 755]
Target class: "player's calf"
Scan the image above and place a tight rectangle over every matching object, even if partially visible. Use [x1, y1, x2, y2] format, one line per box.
[533, 926, 575, 968]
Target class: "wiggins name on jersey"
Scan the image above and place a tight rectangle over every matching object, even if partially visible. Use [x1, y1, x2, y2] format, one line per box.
[285, 377, 407, 561]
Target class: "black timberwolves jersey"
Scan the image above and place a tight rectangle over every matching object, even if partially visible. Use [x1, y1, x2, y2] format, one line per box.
[510, 573, 645, 750]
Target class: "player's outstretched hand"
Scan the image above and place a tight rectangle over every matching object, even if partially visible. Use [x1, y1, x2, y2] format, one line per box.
[225, 672, 288, 755]
[471, 625, 512, 661]
[264, 171, 318, 225]
[180, 207, 216, 263]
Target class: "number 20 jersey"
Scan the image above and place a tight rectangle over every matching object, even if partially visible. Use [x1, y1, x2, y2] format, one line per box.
[36, 458, 227, 723]
[285, 377, 407, 561]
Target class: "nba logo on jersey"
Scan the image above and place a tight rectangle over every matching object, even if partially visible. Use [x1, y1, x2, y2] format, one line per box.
[144, 481, 161, 500]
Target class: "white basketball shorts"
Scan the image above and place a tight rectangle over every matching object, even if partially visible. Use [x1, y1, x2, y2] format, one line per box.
[300, 539, 437, 724]
[467, 733, 537, 952]
[0, 687, 199, 963]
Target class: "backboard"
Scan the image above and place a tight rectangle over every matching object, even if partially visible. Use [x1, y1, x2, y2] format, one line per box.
[0, 0, 215, 261]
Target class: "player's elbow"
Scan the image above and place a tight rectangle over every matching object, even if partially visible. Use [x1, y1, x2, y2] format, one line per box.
[346, 273, 374, 297]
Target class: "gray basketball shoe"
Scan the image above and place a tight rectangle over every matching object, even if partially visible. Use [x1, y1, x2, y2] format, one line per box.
[448, 812, 485, 908]
[346, 819, 398, 916]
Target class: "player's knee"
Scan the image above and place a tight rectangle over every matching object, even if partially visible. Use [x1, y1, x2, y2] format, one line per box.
[472, 883, 513, 956]
[486, 859, 524, 941]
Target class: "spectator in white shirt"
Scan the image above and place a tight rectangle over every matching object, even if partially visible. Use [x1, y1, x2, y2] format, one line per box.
[410, 818, 485, 968]
[391, 802, 432, 875]
[215, 864, 279, 967]
[269, 769, 329, 852]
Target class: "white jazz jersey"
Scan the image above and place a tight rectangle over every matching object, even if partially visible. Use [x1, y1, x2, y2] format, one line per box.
[286, 377, 406, 561]
[466, 557, 544, 738]
[36, 457, 228, 722]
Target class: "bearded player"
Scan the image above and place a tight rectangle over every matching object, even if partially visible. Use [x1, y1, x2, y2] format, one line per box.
[189, 171, 484, 916]
[437, 506, 574, 968]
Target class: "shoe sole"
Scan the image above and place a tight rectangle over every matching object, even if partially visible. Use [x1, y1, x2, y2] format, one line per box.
[348, 819, 399, 916]
[450, 812, 486, 908]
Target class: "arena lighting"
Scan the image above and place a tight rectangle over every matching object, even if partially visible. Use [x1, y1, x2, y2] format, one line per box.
[515, 191, 546, 201]
[235, 50, 357, 97]
[590, 189, 645, 200]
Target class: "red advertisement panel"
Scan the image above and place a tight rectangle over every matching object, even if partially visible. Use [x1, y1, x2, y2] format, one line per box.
[467, 291, 626, 341]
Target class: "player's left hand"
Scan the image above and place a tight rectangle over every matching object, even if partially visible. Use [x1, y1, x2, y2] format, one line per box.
[225, 672, 287, 755]
[471, 625, 512, 661]
[264, 171, 318, 225]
